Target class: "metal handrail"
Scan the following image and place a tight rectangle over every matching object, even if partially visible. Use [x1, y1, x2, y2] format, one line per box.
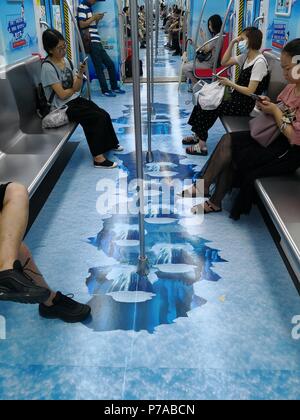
[193, 0, 207, 57]
[145, 0, 154, 163]
[129, 0, 149, 275]
[193, 34, 226, 78]
[212, 0, 235, 77]
[63, 0, 91, 100]
[253, 15, 265, 27]
[39, 19, 51, 29]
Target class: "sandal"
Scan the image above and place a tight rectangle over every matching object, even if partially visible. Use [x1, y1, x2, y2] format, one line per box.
[186, 144, 208, 156]
[182, 135, 199, 145]
[191, 201, 222, 215]
[179, 183, 211, 199]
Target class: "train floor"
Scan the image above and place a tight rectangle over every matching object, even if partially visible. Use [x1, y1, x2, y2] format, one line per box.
[0, 33, 300, 401]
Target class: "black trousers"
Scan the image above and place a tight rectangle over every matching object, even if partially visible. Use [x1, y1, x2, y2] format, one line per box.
[0, 183, 11, 212]
[231, 133, 300, 219]
[66, 97, 119, 157]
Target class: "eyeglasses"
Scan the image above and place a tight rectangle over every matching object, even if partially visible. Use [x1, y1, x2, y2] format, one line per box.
[56, 42, 67, 52]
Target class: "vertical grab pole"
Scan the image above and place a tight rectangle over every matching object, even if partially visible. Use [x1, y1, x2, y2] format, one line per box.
[129, 0, 149, 275]
[63, 0, 91, 100]
[212, 0, 235, 77]
[145, 0, 154, 163]
[150, 0, 155, 114]
[155, 0, 159, 62]
[194, 0, 207, 52]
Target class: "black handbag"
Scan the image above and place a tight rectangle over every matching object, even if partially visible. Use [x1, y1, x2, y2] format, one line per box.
[196, 50, 212, 63]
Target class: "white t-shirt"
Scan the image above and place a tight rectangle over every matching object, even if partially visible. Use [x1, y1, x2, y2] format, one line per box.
[235, 53, 268, 82]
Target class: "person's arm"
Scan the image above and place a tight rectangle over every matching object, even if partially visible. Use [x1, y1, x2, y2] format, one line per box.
[78, 13, 103, 29]
[221, 37, 242, 67]
[50, 83, 75, 101]
[258, 101, 296, 144]
[219, 77, 260, 96]
[72, 63, 86, 92]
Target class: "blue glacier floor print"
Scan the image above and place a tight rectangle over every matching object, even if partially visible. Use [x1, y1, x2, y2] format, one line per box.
[84, 149, 226, 334]
[1, 80, 300, 399]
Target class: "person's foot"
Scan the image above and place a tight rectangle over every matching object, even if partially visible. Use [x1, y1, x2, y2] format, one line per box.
[191, 201, 222, 215]
[112, 88, 126, 95]
[94, 159, 118, 169]
[0, 260, 51, 304]
[39, 292, 91, 323]
[186, 144, 208, 156]
[103, 91, 117, 98]
[113, 145, 124, 152]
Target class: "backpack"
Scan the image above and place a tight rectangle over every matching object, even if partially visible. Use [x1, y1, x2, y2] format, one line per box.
[36, 58, 74, 119]
[125, 56, 143, 78]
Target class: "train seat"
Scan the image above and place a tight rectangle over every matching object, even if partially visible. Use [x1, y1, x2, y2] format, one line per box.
[0, 56, 78, 196]
[194, 33, 230, 79]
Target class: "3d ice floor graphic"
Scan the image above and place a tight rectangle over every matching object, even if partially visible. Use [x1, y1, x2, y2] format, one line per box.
[84, 150, 226, 334]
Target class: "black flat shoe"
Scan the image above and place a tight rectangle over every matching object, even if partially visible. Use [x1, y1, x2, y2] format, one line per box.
[94, 160, 118, 169]
[39, 292, 91, 323]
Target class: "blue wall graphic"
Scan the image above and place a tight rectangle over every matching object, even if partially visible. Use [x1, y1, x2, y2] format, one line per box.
[0, 0, 39, 65]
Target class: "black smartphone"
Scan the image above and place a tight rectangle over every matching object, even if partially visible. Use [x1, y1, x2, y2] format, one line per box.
[250, 93, 264, 102]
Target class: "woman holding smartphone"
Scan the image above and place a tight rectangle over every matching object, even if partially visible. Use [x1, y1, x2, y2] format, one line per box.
[183, 27, 269, 156]
[41, 29, 123, 169]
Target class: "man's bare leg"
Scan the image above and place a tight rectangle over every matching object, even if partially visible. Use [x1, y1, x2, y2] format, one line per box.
[0, 183, 29, 271]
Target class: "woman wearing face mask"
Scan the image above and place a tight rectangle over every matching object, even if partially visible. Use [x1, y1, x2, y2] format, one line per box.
[41, 29, 123, 169]
[183, 14, 223, 86]
[185, 39, 300, 220]
[183, 27, 269, 156]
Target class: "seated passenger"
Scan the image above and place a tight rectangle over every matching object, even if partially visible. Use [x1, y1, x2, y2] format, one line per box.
[41, 29, 123, 169]
[183, 15, 223, 86]
[185, 39, 300, 220]
[183, 27, 269, 156]
[0, 183, 91, 322]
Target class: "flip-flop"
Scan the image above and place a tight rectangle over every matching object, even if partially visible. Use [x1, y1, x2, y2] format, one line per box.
[179, 186, 211, 199]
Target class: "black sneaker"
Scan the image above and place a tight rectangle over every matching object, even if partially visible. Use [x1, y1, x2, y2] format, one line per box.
[94, 159, 118, 169]
[0, 260, 51, 304]
[39, 292, 91, 323]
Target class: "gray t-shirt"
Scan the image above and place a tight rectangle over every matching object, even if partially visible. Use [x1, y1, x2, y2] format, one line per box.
[41, 58, 80, 110]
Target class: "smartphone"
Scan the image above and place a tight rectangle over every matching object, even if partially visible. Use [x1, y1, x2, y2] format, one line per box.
[250, 93, 264, 102]
[212, 73, 222, 79]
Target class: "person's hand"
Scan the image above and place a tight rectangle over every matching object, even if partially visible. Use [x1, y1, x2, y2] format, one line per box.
[217, 76, 234, 87]
[232, 36, 243, 45]
[259, 95, 271, 103]
[257, 100, 278, 115]
[94, 13, 104, 22]
[79, 63, 87, 75]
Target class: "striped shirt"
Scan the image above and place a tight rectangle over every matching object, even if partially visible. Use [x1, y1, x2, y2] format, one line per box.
[77, 1, 101, 44]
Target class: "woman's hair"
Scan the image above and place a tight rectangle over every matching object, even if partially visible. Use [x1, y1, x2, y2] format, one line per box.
[242, 27, 263, 50]
[283, 39, 300, 59]
[208, 15, 223, 36]
[42, 29, 65, 55]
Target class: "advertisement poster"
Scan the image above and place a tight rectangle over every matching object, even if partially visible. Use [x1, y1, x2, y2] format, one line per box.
[266, 0, 300, 51]
[0, 0, 38, 65]
[275, 0, 292, 16]
[90, 0, 122, 80]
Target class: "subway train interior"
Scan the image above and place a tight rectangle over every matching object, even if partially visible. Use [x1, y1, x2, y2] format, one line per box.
[0, 0, 300, 401]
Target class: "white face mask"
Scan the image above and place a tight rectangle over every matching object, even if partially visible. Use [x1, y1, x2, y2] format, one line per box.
[238, 40, 249, 54]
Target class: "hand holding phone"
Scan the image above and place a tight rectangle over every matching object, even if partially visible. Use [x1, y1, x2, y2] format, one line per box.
[250, 94, 264, 103]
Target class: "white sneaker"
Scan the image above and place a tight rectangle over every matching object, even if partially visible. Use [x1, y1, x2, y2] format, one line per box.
[113, 145, 124, 152]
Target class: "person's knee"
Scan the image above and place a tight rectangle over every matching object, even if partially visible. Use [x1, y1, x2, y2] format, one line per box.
[221, 133, 232, 148]
[5, 183, 28, 203]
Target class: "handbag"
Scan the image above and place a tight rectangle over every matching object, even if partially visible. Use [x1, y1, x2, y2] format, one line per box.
[192, 79, 207, 106]
[249, 103, 294, 148]
[196, 50, 212, 63]
[42, 106, 69, 129]
[198, 81, 225, 110]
